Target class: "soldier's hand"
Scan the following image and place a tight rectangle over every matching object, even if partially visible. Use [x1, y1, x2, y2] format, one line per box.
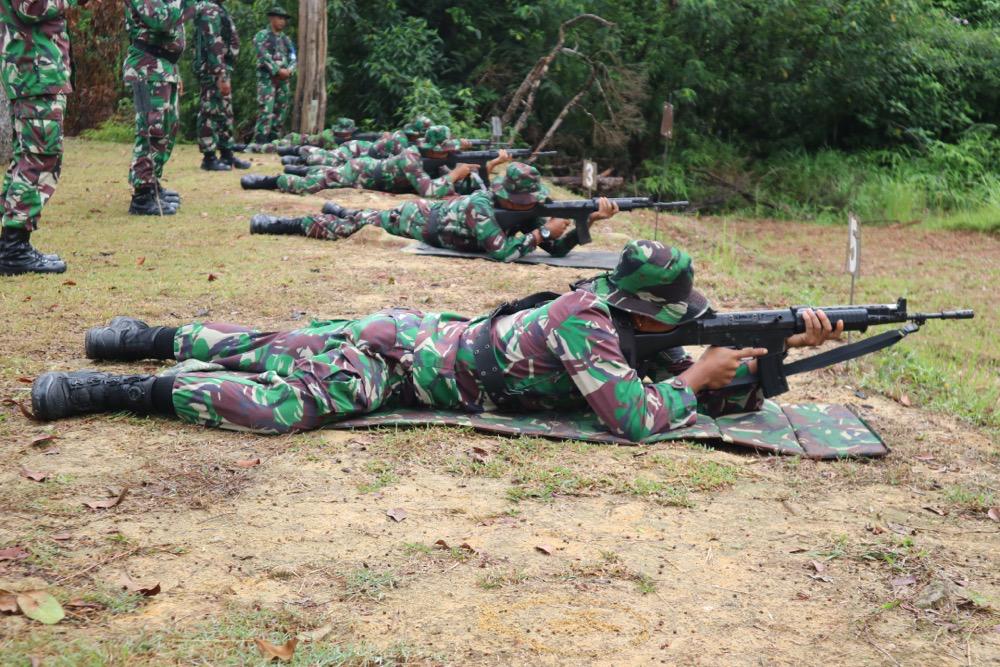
[588, 197, 619, 223]
[786, 308, 844, 348]
[218, 78, 232, 96]
[681, 346, 768, 391]
[178, 77, 184, 96]
[544, 217, 570, 240]
[278, 68, 292, 80]
[450, 163, 478, 181]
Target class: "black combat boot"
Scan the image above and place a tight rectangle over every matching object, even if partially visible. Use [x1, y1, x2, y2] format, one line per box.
[31, 371, 175, 421]
[231, 143, 247, 152]
[201, 151, 232, 171]
[85, 317, 177, 361]
[157, 181, 181, 204]
[250, 214, 305, 235]
[0, 227, 67, 275]
[275, 145, 301, 157]
[220, 149, 251, 170]
[129, 186, 178, 216]
[283, 165, 309, 177]
[281, 156, 304, 166]
[240, 174, 280, 190]
[321, 201, 359, 218]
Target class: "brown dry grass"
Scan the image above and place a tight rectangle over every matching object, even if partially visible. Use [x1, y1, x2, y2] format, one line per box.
[0, 140, 998, 665]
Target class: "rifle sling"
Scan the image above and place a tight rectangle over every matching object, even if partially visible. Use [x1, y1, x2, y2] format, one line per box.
[423, 207, 444, 247]
[133, 40, 183, 65]
[471, 292, 561, 411]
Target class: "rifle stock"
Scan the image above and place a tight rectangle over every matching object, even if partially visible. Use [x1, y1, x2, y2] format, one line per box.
[494, 198, 688, 245]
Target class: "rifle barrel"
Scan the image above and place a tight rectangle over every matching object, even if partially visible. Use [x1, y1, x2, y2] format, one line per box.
[912, 310, 975, 320]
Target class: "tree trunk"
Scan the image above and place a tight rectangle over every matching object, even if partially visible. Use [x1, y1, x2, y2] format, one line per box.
[292, 0, 327, 133]
[0, 90, 12, 167]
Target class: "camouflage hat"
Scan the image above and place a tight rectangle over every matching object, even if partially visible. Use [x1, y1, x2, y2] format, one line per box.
[331, 117, 356, 137]
[421, 125, 461, 153]
[381, 131, 409, 154]
[404, 116, 433, 138]
[575, 240, 710, 326]
[491, 162, 549, 206]
[266, 6, 292, 19]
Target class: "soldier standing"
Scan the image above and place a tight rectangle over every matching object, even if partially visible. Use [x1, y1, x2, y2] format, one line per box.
[193, 0, 248, 171]
[0, 0, 86, 275]
[252, 6, 294, 144]
[124, 0, 193, 216]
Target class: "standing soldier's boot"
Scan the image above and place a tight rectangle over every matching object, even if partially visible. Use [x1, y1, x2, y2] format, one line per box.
[250, 214, 304, 235]
[0, 227, 67, 275]
[31, 371, 176, 421]
[157, 181, 182, 205]
[220, 149, 250, 170]
[85, 317, 176, 361]
[241, 175, 279, 190]
[129, 186, 178, 216]
[201, 151, 232, 171]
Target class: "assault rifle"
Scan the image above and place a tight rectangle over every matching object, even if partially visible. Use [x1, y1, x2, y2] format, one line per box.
[421, 149, 557, 182]
[618, 298, 973, 398]
[495, 197, 688, 246]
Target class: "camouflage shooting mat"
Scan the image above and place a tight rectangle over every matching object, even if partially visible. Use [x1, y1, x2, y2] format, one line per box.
[403, 243, 620, 270]
[330, 400, 889, 460]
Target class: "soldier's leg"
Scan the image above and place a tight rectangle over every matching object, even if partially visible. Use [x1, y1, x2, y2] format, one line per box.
[2, 95, 65, 233]
[173, 320, 353, 370]
[0, 94, 68, 275]
[128, 81, 160, 191]
[196, 80, 218, 156]
[301, 209, 383, 240]
[274, 80, 292, 137]
[154, 82, 180, 181]
[275, 167, 343, 195]
[254, 76, 276, 143]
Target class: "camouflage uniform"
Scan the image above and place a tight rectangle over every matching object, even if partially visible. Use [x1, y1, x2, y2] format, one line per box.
[0, 0, 75, 232]
[276, 145, 456, 197]
[163, 241, 759, 437]
[124, 0, 194, 191]
[193, 0, 238, 155]
[252, 25, 294, 143]
[245, 118, 356, 154]
[304, 131, 409, 167]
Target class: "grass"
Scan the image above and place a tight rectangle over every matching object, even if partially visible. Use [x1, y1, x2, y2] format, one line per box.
[356, 460, 398, 494]
[344, 567, 399, 602]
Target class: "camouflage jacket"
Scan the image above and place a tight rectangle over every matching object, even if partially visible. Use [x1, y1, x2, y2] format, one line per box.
[376, 190, 576, 262]
[338, 147, 454, 197]
[304, 140, 372, 166]
[124, 0, 194, 84]
[193, 0, 238, 80]
[253, 27, 293, 77]
[327, 291, 760, 441]
[0, 0, 76, 98]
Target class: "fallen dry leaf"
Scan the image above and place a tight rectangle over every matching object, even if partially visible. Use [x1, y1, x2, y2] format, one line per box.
[84, 487, 128, 510]
[254, 637, 297, 662]
[234, 458, 261, 469]
[794, 592, 810, 601]
[535, 544, 554, 556]
[898, 393, 912, 407]
[17, 376, 32, 383]
[16, 590, 64, 625]
[468, 446, 489, 464]
[62, 280, 76, 286]
[886, 522, 913, 536]
[922, 505, 948, 516]
[433, 539, 449, 549]
[51, 533, 72, 541]
[459, 542, 477, 554]
[207, 273, 218, 282]
[136, 256, 145, 266]
[119, 573, 161, 597]
[386, 507, 407, 523]
[20, 467, 48, 482]
[891, 575, 917, 589]
[297, 624, 334, 643]
[15, 401, 37, 421]
[28, 434, 57, 447]
[914, 454, 936, 462]
[0, 594, 18, 613]
[808, 560, 827, 574]
[988, 507, 1000, 523]
[0, 546, 29, 561]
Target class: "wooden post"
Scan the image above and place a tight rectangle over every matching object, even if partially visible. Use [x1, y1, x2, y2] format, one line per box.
[292, 0, 327, 134]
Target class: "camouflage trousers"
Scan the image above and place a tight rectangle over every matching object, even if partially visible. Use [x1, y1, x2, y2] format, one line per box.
[244, 132, 307, 154]
[276, 165, 350, 195]
[196, 78, 235, 154]
[299, 202, 427, 242]
[252, 74, 291, 144]
[129, 80, 180, 190]
[1, 94, 66, 231]
[169, 318, 400, 434]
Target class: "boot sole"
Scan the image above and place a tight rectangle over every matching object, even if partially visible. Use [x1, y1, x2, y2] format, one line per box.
[129, 207, 178, 216]
[31, 372, 67, 421]
[0, 262, 67, 275]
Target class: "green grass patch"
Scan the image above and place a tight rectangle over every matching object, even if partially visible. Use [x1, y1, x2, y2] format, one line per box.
[356, 460, 398, 494]
[344, 566, 398, 602]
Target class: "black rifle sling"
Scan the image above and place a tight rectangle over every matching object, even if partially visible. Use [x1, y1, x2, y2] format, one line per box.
[472, 292, 561, 410]
[723, 324, 919, 391]
[423, 207, 444, 247]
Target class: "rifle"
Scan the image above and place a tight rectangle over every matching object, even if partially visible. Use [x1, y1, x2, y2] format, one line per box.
[619, 298, 973, 398]
[421, 149, 557, 182]
[464, 138, 511, 148]
[495, 197, 688, 246]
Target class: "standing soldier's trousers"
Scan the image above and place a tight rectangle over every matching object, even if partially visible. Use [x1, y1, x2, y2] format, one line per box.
[197, 78, 235, 154]
[1, 95, 66, 231]
[253, 73, 291, 143]
[168, 318, 398, 433]
[129, 81, 180, 190]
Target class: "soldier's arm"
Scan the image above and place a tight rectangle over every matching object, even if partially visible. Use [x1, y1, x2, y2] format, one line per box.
[129, 0, 188, 31]
[473, 199, 540, 262]
[255, 31, 280, 75]
[403, 156, 456, 198]
[10, 0, 77, 22]
[545, 292, 699, 441]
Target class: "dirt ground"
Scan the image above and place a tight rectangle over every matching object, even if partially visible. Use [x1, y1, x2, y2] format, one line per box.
[1, 141, 998, 665]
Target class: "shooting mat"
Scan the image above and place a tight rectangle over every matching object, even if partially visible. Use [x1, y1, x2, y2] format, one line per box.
[402, 242, 620, 270]
[330, 401, 888, 460]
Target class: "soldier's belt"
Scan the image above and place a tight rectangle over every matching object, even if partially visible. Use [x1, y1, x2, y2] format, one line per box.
[133, 40, 182, 64]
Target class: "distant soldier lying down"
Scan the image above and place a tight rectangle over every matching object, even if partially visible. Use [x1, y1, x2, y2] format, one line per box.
[30, 241, 842, 439]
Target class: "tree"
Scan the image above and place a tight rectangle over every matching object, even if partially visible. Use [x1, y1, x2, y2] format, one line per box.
[292, 0, 327, 133]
